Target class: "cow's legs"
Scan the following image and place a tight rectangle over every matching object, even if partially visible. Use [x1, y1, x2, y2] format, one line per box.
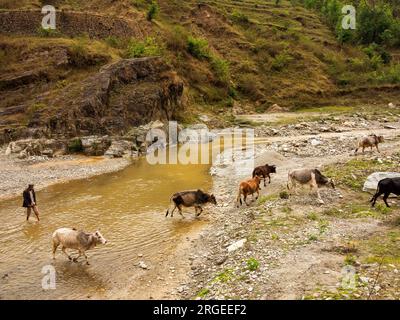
[263, 175, 267, 187]
[311, 173, 324, 204]
[268, 174, 271, 184]
[84, 252, 90, 265]
[73, 251, 82, 263]
[383, 193, 391, 207]
[170, 205, 177, 218]
[376, 144, 381, 153]
[52, 242, 59, 259]
[61, 246, 72, 261]
[178, 205, 184, 218]
[370, 191, 383, 207]
[244, 195, 250, 206]
[195, 206, 203, 217]
[289, 179, 299, 195]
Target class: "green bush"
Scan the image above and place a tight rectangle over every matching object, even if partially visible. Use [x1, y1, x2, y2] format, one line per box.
[187, 36, 210, 60]
[230, 10, 250, 25]
[166, 26, 189, 51]
[105, 36, 123, 49]
[271, 51, 293, 71]
[68, 139, 84, 153]
[301, 0, 400, 47]
[37, 26, 60, 38]
[147, 1, 159, 21]
[246, 258, 260, 271]
[211, 57, 230, 84]
[126, 37, 162, 58]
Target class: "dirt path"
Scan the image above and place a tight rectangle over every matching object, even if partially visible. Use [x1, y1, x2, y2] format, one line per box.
[182, 121, 400, 300]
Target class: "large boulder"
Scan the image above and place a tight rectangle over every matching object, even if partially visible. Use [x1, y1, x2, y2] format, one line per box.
[363, 172, 400, 193]
[105, 140, 136, 158]
[5, 138, 66, 158]
[80, 136, 111, 156]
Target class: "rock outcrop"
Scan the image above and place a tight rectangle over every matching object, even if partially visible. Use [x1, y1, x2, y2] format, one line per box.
[46, 57, 184, 137]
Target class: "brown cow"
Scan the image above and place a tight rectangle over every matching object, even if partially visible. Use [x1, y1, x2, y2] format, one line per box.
[355, 134, 384, 154]
[236, 176, 261, 207]
[252, 164, 277, 187]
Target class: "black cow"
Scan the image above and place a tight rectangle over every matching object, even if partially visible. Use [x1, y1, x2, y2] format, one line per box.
[370, 177, 400, 207]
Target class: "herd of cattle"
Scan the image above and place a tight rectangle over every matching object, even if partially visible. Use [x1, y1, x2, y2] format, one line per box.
[52, 134, 400, 264]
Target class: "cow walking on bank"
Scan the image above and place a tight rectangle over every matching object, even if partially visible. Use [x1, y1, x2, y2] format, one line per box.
[237, 176, 261, 207]
[52, 228, 107, 265]
[355, 134, 384, 154]
[166, 190, 217, 218]
[370, 177, 400, 207]
[252, 164, 277, 187]
[287, 168, 335, 204]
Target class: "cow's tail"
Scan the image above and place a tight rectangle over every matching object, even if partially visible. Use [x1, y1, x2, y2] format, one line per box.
[252, 169, 256, 178]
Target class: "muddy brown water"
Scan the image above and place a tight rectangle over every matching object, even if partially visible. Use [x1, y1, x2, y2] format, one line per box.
[0, 151, 213, 299]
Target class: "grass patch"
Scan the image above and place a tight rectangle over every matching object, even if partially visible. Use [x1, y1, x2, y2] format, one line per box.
[197, 288, 210, 298]
[125, 37, 163, 58]
[246, 258, 260, 271]
[213, 269, 234, 283]
[324, 158, 400, 191]
[363, 230, 400, 265]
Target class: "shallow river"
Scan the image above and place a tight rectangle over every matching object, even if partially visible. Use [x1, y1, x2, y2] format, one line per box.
[0, 151, 213, 299]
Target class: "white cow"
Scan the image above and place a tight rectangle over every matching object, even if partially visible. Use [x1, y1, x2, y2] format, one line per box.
[288, 168, 335, 204]
[52, 228, 107, 265]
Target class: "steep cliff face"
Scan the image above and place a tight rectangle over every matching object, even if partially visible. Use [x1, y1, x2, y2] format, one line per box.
[46, 57, 184, 137]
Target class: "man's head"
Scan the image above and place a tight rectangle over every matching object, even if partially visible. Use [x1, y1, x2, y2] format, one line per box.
[28, 184, 34, 190]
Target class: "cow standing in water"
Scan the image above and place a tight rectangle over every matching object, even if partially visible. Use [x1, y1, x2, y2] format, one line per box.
[166, 190, 217, 218]
[52, 228, 107, 265]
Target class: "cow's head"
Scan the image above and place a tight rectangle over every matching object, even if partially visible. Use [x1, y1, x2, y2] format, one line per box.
[254, 175, 262, 184]
[209, 194, 217, 205]
[377, 136, 384, 143]
[268, 165, 277, 173]
[94, 231, 107, 245]
[328, 178, 335, 189]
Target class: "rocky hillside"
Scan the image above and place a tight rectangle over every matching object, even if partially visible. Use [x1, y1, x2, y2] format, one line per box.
[0, 0, 399, 143]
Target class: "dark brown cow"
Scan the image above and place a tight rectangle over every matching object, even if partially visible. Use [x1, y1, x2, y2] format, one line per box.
[166, 190, 217, 218]
[252, 164, 277, 187]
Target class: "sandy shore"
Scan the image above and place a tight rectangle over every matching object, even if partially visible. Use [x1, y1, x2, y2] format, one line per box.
[0, 151, 132, 201]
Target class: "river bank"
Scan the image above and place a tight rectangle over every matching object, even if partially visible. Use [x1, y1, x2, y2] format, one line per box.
[0, 151, 132, 201]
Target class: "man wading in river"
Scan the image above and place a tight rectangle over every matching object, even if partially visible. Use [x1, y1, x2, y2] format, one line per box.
[23, 184, 40, 221]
